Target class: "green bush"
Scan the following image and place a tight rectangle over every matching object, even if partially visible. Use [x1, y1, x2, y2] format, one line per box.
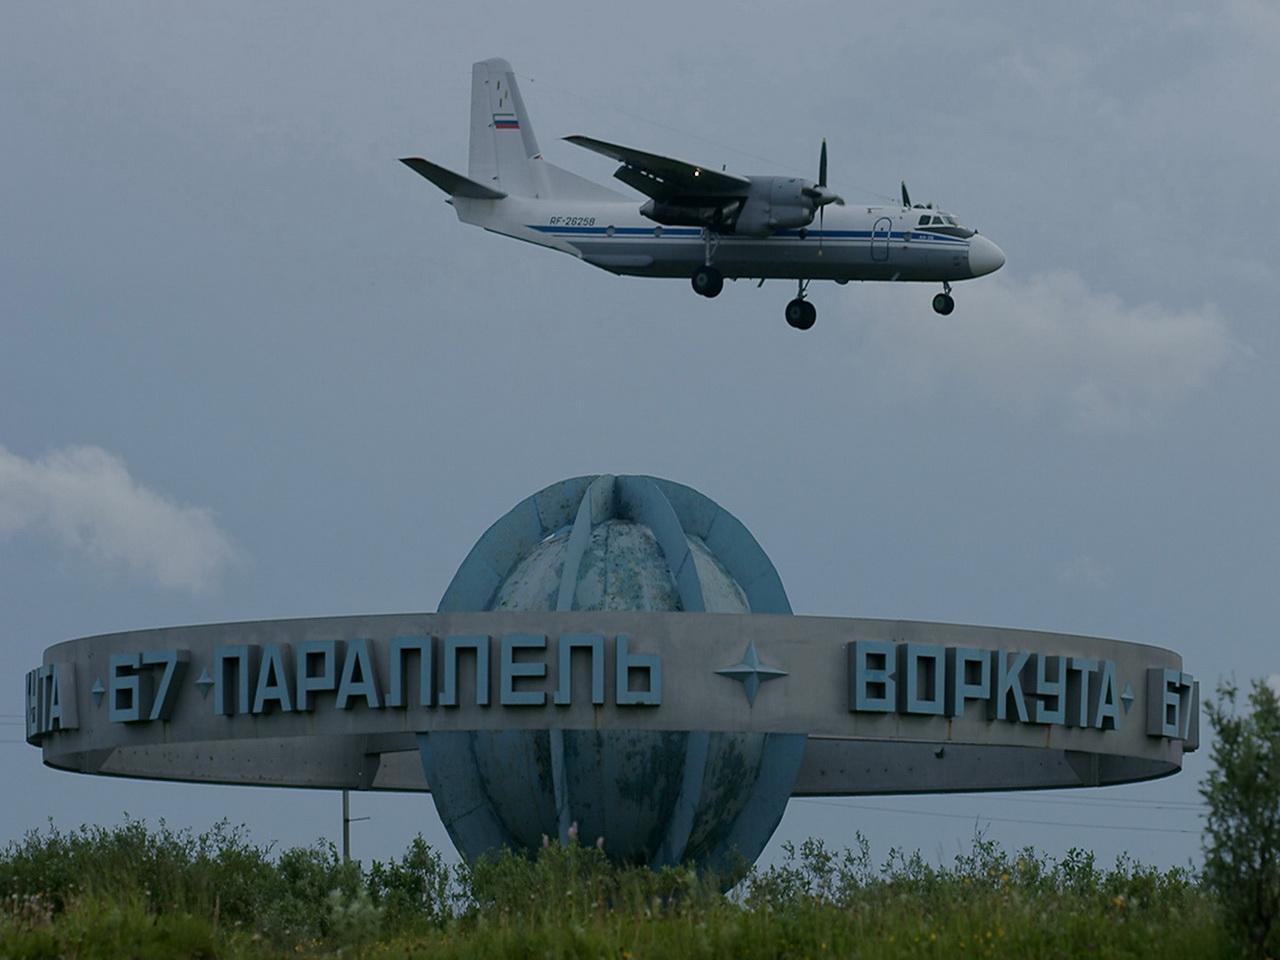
[1202, 678, 1280, 958]
[0, 817, 1233, 958]
[0, 818, 277, 922]
[0, 894, 217, 960]
[365, 835, 453, 931]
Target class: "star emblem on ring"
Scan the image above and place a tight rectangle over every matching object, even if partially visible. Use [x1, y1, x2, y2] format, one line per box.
[716, 639, 788, 706]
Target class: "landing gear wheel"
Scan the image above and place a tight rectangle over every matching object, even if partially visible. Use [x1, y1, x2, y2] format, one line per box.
[932, 292, 955, 316]
[691, 265, 724, 298]
[786, 298, 817, 330]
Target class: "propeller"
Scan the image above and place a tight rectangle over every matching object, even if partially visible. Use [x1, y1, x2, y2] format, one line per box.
[802, 139, 844, 254]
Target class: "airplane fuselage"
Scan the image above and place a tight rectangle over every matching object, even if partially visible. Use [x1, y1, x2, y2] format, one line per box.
[455, 196, 1004, 284]
[406, 58, 1006, 328]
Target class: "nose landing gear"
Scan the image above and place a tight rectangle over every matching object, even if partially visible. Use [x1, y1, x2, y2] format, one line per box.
[932, 281, 955, 316]
[785, 279, 817, 330]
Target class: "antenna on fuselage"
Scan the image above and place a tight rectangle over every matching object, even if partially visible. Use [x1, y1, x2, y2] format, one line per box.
[902, 181, 937, 211]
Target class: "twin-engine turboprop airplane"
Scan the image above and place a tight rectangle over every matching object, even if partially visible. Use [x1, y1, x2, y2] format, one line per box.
[402, 58, 1005, 330]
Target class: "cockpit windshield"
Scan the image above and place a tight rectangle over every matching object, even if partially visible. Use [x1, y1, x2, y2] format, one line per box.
[915, 212, 974, 238]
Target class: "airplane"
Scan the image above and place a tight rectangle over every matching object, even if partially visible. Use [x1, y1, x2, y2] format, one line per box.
[401, 58, 1005, 330]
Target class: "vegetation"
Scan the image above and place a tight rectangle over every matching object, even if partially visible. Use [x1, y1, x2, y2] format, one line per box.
[1202, 678, 1280, 958]
[0, 819, 1229, 959]
[8, 678, 1280, 957]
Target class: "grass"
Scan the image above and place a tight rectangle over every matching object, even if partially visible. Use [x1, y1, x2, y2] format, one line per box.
[0, 820, 1232, 958]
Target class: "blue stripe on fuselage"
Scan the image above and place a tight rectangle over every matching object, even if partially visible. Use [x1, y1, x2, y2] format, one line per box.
[527, 224, 969, 245]
[528, 225, 702, 236]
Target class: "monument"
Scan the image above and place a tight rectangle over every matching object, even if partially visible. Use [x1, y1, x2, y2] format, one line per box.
[26, 474, 1199, 872]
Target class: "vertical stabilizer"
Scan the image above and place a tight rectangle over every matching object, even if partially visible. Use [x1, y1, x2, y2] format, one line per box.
[466, 58, 628, 202]
[469, 58, 541, 197]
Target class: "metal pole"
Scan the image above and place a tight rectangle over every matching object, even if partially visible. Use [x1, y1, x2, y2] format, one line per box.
[342, 789, 350, 862]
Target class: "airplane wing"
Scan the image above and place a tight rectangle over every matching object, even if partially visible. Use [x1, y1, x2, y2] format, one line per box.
[563, 135, 749, 203]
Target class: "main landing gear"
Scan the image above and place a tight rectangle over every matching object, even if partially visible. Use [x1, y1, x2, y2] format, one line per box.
[692, 267, 955, 327]
[691, 264, 723, 298]
[785, 279, 817, 330]
[932, 281, 955, 316]
[691, 229, 725, 298]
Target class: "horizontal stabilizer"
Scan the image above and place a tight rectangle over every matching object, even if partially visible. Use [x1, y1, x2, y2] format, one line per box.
[400, 157, 507, 200]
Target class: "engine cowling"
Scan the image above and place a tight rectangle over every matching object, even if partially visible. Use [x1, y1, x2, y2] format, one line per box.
[639, 199, 741, 228]
[732, 177, 816, 236]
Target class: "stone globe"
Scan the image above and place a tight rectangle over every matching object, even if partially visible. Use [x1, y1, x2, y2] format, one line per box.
[422, 474, 803, 874]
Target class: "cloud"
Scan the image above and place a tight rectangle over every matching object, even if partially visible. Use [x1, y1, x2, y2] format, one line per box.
[0, 444, 237, 592]
[849, 271, 1247, 431]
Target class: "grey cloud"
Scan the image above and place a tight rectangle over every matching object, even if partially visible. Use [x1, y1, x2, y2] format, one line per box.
[0, 444, 237, 593]
[847, 271, 1246, 431]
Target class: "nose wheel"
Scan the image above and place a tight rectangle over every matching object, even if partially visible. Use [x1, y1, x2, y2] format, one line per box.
[692, 265, 724, 298]
[932, 282, 955, 316]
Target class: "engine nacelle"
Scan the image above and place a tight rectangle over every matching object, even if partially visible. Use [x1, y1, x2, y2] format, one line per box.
[732, 177, 816, 236]
[640, 198, 741, 228]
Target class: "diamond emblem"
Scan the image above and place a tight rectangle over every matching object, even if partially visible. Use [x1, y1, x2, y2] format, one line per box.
[1121, 682, 1135, 714]
[715, 639, 787, 706]
[195, 668, 214, 699]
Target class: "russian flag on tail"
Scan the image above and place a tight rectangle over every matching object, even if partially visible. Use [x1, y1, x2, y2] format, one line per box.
[493, 113, 519, 130]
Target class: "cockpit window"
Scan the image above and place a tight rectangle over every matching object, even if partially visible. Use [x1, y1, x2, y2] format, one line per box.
[917, 213, 972, 236]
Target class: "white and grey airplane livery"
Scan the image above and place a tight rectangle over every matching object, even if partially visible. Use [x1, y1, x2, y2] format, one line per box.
[403, 58, 1005, 330]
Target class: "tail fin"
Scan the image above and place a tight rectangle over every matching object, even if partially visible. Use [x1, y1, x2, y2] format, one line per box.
[469, 58, 541, 196]
[467, 58, 625, 202]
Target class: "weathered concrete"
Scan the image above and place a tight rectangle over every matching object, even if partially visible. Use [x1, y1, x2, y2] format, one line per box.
[25, 474, 1196, 873]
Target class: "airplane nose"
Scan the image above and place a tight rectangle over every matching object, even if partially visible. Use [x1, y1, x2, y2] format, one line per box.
[967, 235, 1006, 277]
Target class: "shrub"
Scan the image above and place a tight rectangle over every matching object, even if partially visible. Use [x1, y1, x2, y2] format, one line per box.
[1202, 678, 1280, 958]
[365, 835, 453, 932]
[253, 841, 363, 942]
[0, 817, 277, 923]
[0, 816, 1231, 957]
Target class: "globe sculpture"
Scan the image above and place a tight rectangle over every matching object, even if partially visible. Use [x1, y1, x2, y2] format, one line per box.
[423, 473, 806, 872]
[28, 475, 1200, 881]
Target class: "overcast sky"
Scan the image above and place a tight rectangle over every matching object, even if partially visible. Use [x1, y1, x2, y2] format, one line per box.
[3, 1, 1277, 870]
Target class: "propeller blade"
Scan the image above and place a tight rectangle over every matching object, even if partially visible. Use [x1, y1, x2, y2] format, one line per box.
[806, 142, 841, 241]
[901, 181, 911, 208]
